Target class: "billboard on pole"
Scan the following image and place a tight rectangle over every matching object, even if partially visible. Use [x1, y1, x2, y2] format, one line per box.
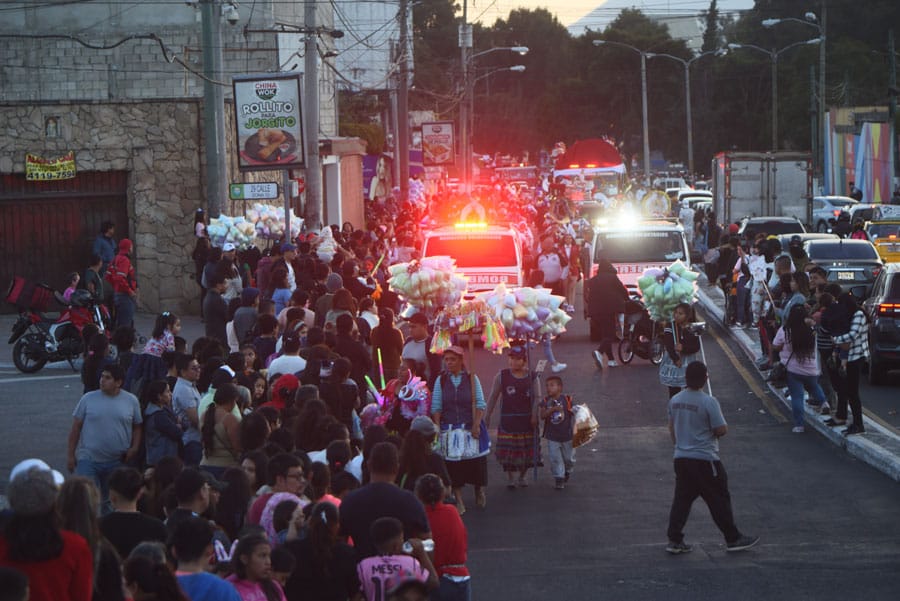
[233, 73, 305, 172]
[422, 121, 455, 166]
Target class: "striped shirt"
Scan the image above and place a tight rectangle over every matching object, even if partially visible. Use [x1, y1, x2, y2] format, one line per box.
[832, 310, 869, 362]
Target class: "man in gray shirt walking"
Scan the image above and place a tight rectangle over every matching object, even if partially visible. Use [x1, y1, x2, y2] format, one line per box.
[67, 363, 142, 513]
[665, 361, 759, 554]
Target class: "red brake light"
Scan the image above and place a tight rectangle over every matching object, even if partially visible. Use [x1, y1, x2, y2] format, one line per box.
[833, 209, 841, 216]
[568, 164, 580, 169]
[871, 267, 882, 278]
[878, 303, 900, 316]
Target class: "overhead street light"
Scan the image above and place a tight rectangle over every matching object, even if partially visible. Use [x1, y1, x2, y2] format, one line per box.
[593, 39, 653, 183]
[460, 45, 530, 192]
[728, 38, 822, 151]
[644, 48, 726, 175]
[762, 10, 826, 189]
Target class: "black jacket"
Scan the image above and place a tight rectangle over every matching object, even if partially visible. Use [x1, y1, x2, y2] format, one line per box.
[585, 269, 629, 318]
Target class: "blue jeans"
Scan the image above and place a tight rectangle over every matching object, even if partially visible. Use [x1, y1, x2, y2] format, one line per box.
[541, 335, 557, 364]
[786, 371, 827, 427]
[114, 292, 135, 329]
[182, 440, 202, 466]
[430, 577, 471, 601]
[75, 457, 123, 514]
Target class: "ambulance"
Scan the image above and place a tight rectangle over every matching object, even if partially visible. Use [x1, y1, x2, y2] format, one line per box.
[422, 223, 525, 295]
[589, 217, 691, 295]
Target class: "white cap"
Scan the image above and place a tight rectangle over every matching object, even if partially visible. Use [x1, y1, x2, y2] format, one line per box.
[222, 242, 236, 252]
[10, 458, 65, 486]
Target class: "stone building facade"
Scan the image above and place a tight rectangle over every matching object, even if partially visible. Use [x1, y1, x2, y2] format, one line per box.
[0, 1, 353, 313]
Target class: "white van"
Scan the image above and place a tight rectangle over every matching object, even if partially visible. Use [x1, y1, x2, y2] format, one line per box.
[422, 224, 525, 294]
[590, 218, 691, 295]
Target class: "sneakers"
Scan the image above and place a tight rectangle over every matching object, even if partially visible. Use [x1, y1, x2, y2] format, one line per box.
[551, 362, 567, 373]
[825, 418, 847, 427]
[791, 426, 805, 433]
[819, 403, 831, 416]
[842, 424, 865, 435]
[592, 350, 606, 369]
[726, 535, 760, 552]
[607, 360, 618, 368]
[666, 541, 693, 555]
[554, 479, 565, 490]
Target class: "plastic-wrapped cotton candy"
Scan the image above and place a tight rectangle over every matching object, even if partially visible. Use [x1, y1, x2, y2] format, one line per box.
[637, 260, 698, 321]
[476, 283, 571, 340]
[245, 203, 302, 241]
[388, 256, 468, 314]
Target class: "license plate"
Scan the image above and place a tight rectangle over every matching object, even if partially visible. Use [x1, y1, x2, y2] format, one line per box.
[837, 271, 856, 280]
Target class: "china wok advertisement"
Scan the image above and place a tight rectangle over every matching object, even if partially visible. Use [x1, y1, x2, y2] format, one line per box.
[233, 73, 304, 172]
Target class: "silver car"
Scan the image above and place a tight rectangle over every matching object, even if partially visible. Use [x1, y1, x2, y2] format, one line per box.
[811, 196, 858, 233]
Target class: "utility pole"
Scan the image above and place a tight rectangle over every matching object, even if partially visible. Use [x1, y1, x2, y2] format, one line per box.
[304, 0, 322, 229]
[460, 0, 471, 193]
[818, 2, 827, 191]
[640, 51, 650, 183]
[889, 30, 897, 196]
[397, 0, 410, 202]
[200, 0, 227, 217]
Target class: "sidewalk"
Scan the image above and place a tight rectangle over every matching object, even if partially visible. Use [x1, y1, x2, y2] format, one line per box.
[694, 276, 900, 483]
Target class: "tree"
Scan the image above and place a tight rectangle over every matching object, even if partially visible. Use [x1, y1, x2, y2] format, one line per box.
[701, 0, 720, 52]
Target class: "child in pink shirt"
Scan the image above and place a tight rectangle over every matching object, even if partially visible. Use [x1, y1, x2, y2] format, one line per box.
[357, 517, 438, 601]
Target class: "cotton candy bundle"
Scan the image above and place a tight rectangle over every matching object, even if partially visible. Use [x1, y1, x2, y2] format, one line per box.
[246, 203, 302, 240]
[388, 256, 468, 311]
[636, 260, 698, 321]
[208, 215, 257, 250]
[476, 283, 572, 340]
[315, 226, 337, 262]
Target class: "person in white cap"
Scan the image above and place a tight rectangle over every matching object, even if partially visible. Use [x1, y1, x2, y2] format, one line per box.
[0, 460, 94, 601]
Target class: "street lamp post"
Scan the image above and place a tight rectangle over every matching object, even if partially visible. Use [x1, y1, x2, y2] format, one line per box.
[593, 40, 651, 184]
[763, 10, 826, 189]
[460, 45, 528, 192]
[644, 49, 724, 175]
[728, 38, 822, 151]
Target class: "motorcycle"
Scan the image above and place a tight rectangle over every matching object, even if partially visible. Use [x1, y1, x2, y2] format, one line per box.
[8, 288, 111, 373]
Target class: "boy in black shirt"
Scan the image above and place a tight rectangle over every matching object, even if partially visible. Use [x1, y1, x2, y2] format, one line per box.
[539, 376, 575, 490]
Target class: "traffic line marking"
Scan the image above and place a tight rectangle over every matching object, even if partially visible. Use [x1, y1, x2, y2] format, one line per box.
[0, 373, 81, 384]
[706, 322, 788, 423]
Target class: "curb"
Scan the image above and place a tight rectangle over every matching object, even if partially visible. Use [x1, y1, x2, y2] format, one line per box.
[695, 285, 900, 484]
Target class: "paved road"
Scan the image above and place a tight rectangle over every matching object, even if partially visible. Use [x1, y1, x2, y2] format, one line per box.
[2, 307, 900, 598]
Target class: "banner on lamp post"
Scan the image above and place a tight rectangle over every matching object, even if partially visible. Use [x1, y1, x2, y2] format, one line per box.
[233, 73, 305, 172]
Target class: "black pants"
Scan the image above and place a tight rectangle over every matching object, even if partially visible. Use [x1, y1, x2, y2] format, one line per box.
[593, 312, 617, 360]
[835, 358, 863, 425]
[668, 386, 682, 398]
[667, 458, 742, 544]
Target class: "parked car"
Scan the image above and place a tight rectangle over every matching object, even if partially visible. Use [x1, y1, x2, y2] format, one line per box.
[737, 216, 806, 241]
[811, 196, 858, 232]
[861, 263, 900, 385]
[803, 239, 884, 296]
[865, 220, 900, 263]
[775, 233, 838, 252]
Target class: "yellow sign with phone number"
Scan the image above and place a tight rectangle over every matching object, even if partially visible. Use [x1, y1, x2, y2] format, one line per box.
[25, 151, 76, 181]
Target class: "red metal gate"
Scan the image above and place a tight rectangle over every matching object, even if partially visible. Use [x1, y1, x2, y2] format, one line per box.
[0, 171, 129, 311]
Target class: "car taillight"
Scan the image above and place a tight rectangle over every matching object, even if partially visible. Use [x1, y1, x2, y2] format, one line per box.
[833, 209, 841, 217]
[878, 303, 900, 316]
[871, 267, 882, 278]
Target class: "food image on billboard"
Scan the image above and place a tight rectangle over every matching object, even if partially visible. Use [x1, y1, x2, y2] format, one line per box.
[233, 74, 304, 172]
[422, 121, 455, 166]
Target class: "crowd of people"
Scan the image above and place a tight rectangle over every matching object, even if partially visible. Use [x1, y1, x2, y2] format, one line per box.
[0, 185, 600, 601]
